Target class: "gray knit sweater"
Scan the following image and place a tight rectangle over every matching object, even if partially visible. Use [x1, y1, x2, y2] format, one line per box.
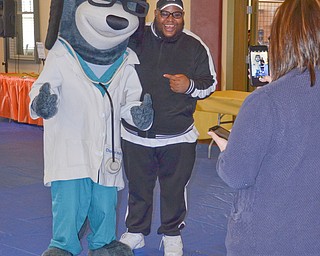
[217, 68, 320, 256]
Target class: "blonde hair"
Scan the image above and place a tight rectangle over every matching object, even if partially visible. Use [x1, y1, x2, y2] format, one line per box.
[269, 0, 320, 86]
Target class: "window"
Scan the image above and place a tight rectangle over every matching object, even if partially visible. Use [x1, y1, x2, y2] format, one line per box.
[256, 0, 283, 45]
[7, 0, 39, 61]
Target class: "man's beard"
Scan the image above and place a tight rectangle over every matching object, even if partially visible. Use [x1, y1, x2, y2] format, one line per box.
[153, 18, 184, 42]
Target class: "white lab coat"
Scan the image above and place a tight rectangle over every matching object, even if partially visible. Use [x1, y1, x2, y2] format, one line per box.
[29, 41, 142, 190]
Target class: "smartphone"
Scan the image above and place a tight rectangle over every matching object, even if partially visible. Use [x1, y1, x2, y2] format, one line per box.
[208, 125, 230, 140]
[249, 45, 270, 86]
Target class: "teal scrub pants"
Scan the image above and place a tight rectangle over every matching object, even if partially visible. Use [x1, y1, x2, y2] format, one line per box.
[49, 178, 117, 255]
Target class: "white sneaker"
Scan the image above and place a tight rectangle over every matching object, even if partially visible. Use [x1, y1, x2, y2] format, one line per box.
[120, 232, 145, 249]
[162, 235, 183, 256]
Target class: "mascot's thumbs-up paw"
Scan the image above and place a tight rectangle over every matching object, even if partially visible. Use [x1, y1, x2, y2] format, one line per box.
[131, 93, 154, 130]
[31, 83, 58, 119]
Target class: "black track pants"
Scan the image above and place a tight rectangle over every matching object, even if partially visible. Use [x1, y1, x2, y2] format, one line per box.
[121, 139, 197, 236]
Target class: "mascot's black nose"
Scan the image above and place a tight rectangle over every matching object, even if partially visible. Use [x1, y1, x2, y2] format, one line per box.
[106, 15, 129, 30]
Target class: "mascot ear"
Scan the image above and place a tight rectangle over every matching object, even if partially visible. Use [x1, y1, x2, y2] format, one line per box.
[128, 16, 146, 55]
[45, 0, 64, 50]
[128, 0, 148, 55]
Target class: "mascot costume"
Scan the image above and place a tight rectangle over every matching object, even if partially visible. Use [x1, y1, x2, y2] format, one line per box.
[29, 0, 152, 255]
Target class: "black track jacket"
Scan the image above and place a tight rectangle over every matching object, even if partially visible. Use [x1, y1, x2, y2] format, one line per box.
[123, 25, 216, 137]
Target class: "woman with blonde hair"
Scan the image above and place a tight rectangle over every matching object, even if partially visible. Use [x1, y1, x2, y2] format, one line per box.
[209, 0, 320, 255]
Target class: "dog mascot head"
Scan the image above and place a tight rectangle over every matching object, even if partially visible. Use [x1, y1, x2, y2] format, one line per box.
[45, 0, 148, 64]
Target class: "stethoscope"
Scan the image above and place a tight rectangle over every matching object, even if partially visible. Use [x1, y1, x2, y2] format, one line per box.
[99, 83, 122, 174]
[59, 37, 127, 174]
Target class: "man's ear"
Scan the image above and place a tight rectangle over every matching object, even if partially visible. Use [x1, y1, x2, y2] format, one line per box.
[45, 0, 64, 50]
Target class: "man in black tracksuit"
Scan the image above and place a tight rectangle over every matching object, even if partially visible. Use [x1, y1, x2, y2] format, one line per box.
[120, 0, 217, 255]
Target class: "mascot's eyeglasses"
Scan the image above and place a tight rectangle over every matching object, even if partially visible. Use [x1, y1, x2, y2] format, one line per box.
[88, 0, 149, 17]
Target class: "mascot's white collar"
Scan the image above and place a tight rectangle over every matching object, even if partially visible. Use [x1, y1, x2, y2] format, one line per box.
[57, 36, 140, 85]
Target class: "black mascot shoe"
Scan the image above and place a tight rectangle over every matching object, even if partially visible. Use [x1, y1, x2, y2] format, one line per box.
[41, 247, 72, 256]
[88, 240, 134, 256]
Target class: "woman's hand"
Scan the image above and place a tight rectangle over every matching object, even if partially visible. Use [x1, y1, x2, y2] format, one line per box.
[259, 75, 272, 83]
[208, 131, 228, 152]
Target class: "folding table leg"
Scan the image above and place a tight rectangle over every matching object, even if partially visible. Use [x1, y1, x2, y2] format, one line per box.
[208, 138, 215, 158]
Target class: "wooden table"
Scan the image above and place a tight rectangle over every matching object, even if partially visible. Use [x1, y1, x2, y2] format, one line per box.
[197, 90, 251, 116]
[196, 90, 251, 157]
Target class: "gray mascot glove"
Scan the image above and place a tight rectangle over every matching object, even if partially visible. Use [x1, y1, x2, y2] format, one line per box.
[131, 93, 154, 130]
[31, 83, 58, 119]
[91, 240, 134, 256]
